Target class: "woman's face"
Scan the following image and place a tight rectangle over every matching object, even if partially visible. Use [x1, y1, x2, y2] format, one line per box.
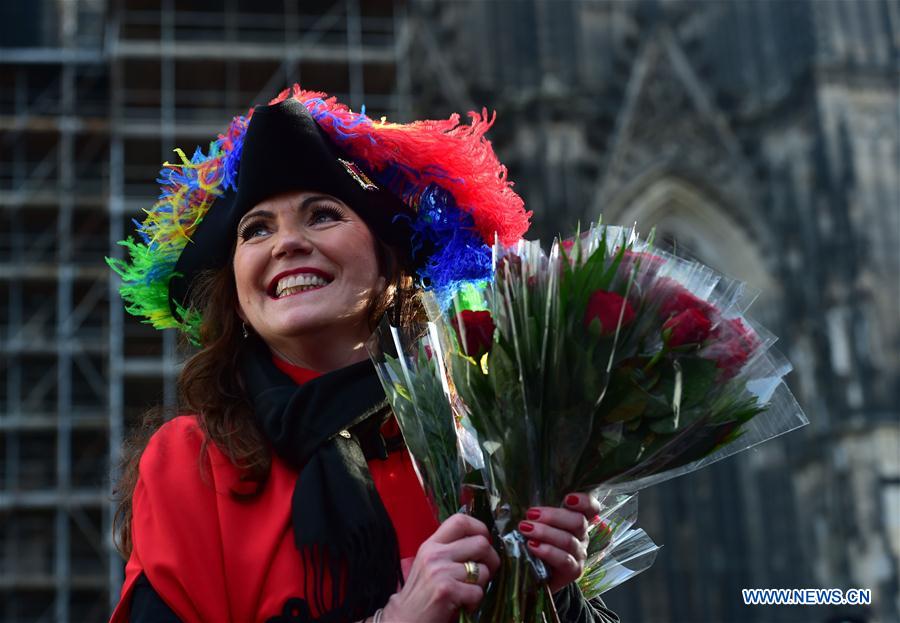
[233, 190, 384, 357]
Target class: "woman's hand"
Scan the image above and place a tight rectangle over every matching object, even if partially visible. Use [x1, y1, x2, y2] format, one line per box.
[382, 514, 501, 623]
[518, 492, 601, 594]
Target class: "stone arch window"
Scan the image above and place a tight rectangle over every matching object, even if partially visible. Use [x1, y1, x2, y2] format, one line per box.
[603, 175, 778, 315]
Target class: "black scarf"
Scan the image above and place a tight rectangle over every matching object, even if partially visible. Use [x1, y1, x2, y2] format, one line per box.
[240, 337, 402, 622]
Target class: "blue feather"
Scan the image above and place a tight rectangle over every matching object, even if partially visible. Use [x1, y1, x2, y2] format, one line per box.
[400, 184, 493, 309]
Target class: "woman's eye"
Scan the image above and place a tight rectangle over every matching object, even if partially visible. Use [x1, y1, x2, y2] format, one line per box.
[310, 204, 344, 225]
[238, 222, 270, 240]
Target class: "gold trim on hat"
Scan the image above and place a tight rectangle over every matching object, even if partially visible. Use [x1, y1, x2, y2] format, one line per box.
[338, 158, 379, 191]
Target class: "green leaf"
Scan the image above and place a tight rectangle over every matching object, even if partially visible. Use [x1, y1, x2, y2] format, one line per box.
[579, 356, 602, 402]
[487, 342, 521, 404]
[603, 396, 647, 423]
[393, 381, 412, 402]
[593, 436, 646, 480]
[588, 317, 605, 339]
[648, 406, 704, 433]
[677, 357, 719, 408]
[597, 242, 627, 291]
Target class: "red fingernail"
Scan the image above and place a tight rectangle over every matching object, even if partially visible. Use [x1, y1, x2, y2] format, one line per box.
[528, 539, 540, 548]
[526, 509, 541, 520]
[566, 495, 579, 506]
[519, 521, 534, 533]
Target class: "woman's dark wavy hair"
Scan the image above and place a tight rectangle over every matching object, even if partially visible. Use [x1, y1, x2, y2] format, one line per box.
[113, 237, 423, 558]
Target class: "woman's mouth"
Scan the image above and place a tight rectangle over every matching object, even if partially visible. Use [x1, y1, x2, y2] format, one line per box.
[272, 273, 332, 299]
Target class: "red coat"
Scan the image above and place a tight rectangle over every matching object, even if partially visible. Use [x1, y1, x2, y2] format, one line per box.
[110, 360, 440, 622]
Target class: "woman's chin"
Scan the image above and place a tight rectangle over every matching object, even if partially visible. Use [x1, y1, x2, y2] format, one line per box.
[249, 293, 371, 345]
[261, 318, 330, 340]
[256, 313, 361, 343]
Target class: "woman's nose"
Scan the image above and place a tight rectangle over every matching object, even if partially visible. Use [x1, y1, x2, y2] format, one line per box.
[271, 226, 314, 258]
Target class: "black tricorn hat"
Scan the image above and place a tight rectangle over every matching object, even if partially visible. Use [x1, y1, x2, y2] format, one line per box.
[169, 98, 416, 318]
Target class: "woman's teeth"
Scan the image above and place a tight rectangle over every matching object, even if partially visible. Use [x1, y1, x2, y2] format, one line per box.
[275, 274, 330, 298]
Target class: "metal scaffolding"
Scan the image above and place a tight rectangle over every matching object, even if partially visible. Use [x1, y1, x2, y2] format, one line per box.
[1, 1, 413, 620]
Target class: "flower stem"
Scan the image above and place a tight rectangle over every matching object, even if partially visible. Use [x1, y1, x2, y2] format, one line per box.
[543, 583, 561, 623]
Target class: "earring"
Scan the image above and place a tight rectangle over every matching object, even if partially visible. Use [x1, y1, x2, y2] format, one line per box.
[242, 322, 249, 339]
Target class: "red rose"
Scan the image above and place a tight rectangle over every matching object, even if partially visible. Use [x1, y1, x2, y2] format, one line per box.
[663, 308, 713, 347]
[559, 232, 593, 266]
[620, 250, 663, 287]
[654, 278, 715, 320]
[620, 250, 665, 276]
[451, 310, 495, 358]
[584, 290, 636, 335]
[707, 317, 759, 378]
[558, 239, 579, 270]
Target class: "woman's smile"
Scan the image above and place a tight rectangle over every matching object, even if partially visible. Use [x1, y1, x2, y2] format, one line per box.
[268, 267, 334, 299]
[274, 280, 327, 299]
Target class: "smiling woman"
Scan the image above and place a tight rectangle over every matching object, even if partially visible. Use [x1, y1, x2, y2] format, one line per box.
[233, 192, 386, 372]
[106, 85, 618, 623]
